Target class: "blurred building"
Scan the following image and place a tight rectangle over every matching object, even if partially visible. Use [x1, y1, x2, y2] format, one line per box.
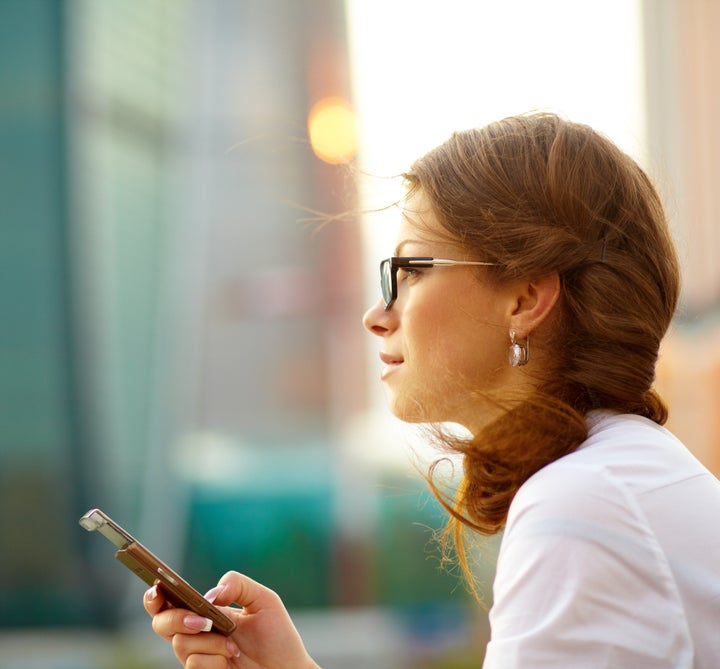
[1, 0, 470, 647]
[643, 0, 720, 475]
[0, 0, 374, 629]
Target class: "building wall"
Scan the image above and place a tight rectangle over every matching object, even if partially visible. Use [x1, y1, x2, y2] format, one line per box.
[644, 0, 720, 476]
[0, 0, 367, 627]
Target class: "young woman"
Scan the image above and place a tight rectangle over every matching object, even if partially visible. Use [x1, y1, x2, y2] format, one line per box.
[145, 113, 720, 668]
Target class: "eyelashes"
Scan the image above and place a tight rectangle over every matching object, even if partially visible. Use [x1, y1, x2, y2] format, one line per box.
[397, 267, 423, 281]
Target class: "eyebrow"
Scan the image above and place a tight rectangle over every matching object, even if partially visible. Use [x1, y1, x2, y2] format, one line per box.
[394, 239, 426, 256]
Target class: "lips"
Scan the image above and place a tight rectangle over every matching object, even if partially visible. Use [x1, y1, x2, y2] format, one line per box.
[379, 351, 403, 379]
[380, 352, 403, 365]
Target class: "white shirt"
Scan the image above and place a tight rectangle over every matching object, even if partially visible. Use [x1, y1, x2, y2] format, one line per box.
[483, 412, 720, 669]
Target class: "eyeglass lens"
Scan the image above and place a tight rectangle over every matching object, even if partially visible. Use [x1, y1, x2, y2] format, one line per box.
[380, 259, 393, 306]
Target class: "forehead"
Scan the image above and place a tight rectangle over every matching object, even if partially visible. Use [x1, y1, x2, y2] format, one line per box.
[400, 190, 434, 227]
[396, 190, 456, 252]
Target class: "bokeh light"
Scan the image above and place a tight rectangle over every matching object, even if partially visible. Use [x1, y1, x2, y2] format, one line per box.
[308, 96, 357, 164]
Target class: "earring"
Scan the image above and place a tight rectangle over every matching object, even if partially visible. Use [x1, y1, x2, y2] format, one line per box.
[509, 330, 529, 367]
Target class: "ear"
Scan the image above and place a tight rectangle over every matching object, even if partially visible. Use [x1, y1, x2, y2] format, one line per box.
[509, 272, 560, 337]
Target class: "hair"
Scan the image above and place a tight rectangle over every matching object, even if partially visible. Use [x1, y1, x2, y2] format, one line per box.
[402, 112, 681, 594]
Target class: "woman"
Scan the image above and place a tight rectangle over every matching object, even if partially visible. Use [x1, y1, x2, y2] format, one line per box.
[145, 113, 720, 667]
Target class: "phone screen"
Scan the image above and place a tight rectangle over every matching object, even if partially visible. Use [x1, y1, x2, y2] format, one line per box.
[80, 508, 236, 636]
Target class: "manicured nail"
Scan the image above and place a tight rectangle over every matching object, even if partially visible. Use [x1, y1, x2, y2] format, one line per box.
[145, 585, 158, 602]
[227, 638, 241, 658]
[184, 614, 213, 632]
[204, 584, 226, 603]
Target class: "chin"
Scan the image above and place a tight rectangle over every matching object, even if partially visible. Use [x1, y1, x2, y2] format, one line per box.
[386, 393, 446, 425]
[386, 387, 481, 428]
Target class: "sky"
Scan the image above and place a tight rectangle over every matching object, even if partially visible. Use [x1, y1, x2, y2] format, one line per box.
[345, 0, 645, 262]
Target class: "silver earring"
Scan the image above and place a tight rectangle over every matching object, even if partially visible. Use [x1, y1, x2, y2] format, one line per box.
[509, 330, 529, 367]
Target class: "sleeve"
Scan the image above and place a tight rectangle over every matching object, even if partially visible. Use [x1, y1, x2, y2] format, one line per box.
[482, 466, 692, 669]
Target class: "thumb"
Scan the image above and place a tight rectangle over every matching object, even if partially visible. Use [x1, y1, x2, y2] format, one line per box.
[211, 571, 284, 613]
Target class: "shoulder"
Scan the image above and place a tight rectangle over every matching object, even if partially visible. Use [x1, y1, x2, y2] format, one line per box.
[508, 410, 711, 530]
[496, 412, 686, 620]
[502, 453, 649, 569]
[504, 416, 631, 534]
[484, 412, 710, 667]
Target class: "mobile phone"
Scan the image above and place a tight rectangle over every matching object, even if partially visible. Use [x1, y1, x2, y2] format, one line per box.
[79, 508, 236, 636]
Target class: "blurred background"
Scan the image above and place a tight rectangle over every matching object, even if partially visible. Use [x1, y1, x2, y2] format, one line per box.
[0, 0, 718, 667]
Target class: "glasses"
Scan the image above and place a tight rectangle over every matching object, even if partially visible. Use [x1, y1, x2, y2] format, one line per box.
[380, 256, 499, 309]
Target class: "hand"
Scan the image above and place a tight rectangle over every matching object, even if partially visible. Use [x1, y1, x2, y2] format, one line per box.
[144, 570, 320, 669]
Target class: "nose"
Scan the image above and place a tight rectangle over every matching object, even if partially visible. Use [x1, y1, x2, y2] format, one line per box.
[362, 297, 395, 336]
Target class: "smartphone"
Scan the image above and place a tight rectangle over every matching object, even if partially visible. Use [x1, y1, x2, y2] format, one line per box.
[79, 508, 236, 636]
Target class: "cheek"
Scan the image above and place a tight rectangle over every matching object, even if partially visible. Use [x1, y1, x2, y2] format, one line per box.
[414, 303, 508, 380]
[405, 302, 475, 371]
[403, 298, 454, 356]
[403, 274, 511, 364]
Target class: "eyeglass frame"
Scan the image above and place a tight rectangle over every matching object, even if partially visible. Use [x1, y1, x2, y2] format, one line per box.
[380, 256, 500, 309]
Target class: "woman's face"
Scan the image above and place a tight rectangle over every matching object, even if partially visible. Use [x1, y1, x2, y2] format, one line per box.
[362, 191, 522, 431]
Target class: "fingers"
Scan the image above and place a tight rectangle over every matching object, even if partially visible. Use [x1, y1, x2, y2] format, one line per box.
[149, 605, 216, 639]
[172, 632, 241, 666]
[144, 585, 215, 639]
[147, 603, 242, 665]
[143, 584, 166, 617]
[144, 572, 317, 668]
[144, 571, 279, 621]
[214, 571, 283, 612]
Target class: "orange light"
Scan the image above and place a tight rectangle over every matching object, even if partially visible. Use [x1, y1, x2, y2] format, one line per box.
[307, 97, 357, 164]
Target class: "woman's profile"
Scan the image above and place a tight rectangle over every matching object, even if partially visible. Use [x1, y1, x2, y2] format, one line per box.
[145, 112, 720, 668]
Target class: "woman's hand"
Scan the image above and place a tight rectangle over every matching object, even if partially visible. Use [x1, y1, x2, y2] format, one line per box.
[144, 570, 320, 669]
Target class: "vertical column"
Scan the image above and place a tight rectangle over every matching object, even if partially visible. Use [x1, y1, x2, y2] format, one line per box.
[643, 0, 720, 474]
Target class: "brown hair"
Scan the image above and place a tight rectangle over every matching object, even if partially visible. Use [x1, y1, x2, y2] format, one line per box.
[402, 113, 681, 587]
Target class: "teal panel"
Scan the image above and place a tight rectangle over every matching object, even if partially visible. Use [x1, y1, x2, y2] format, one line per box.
[185, 486, 334, 608]
[375, 479, 471, 606]
[0, 0, 95, 628]
[0, 0, 75, 456]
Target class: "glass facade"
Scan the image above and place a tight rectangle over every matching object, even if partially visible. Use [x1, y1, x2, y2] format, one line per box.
[0, 0, 469, 640]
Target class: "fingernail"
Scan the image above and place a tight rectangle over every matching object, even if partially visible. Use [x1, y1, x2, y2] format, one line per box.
[183, 614, 213, 632]
[227, 638, 241, 658]
[203, 584, 226, 603]
[145, 585, 158, 602]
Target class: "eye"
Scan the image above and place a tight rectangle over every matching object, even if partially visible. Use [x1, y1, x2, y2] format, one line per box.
[397, 266, 421, 281]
